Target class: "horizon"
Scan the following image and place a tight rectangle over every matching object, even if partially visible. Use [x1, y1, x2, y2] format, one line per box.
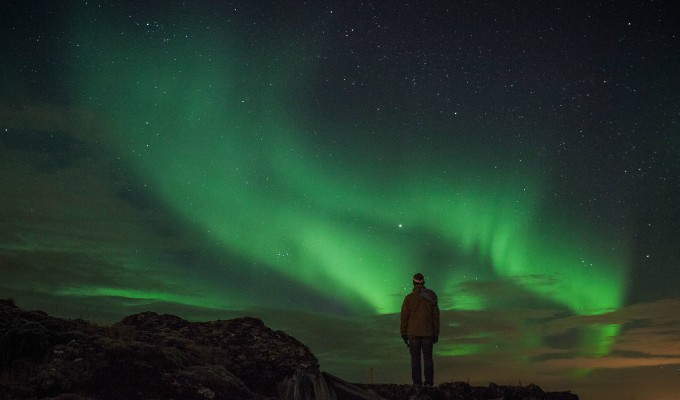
[2, 1, 679, 400]
[6, 295, 680, 400]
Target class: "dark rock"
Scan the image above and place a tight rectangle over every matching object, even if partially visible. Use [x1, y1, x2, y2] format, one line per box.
[0, 300, 578, 400]
[0, 300, 306, 400]
[111, 313, 320, 397]
[116, 310, 191, 331]
[0, 298, 17, 308]
[361, 382, 579, 400]
[0, 300, 313, 399]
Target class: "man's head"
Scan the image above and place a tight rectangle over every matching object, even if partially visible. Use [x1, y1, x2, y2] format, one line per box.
[413, 273, 425, 286]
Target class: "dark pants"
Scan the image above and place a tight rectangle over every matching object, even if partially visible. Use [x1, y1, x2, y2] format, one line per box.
[408, 336, 434, 386]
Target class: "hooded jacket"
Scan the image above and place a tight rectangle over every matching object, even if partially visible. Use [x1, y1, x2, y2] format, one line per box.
[400, 285, 440, 336]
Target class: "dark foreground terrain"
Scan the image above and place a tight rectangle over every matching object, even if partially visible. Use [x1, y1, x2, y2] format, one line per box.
[0, 299, 578, 399]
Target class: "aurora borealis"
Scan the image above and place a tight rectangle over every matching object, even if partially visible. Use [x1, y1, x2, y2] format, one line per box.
[2, 1, 679, 399]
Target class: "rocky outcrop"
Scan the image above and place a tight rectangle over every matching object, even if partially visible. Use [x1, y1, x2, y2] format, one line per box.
[0, 299, 578, 400]
[359, 381, 578, 400]
[0, 299, 316, 399]
[113, 312, 319, 397]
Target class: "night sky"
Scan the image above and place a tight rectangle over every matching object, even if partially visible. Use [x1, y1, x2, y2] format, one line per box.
[1, 1, 679, 399]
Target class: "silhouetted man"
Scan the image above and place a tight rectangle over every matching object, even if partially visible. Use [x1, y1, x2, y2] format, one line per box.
[400, 273, 440, 387]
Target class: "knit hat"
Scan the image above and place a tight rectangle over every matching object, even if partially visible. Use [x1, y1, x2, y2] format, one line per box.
[413, 273, 425, 285]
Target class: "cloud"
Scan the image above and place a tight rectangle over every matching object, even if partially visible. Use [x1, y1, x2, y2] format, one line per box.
[254, 299, 680, 384]
[538, 355, 680, 370]
[612, 300, 680, 357]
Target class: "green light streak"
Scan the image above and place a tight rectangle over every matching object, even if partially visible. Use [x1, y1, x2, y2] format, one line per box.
[64, 4, 629, 361]
[436, 332, 494, 357]
[437, 343, 488, 357]
[583, 323, 621, 357]
[56, 286, 232, 311]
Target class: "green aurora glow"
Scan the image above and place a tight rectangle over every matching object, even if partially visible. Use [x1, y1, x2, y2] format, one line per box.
[35, 3, 632, 364]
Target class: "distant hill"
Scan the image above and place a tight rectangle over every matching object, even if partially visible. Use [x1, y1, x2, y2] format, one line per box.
[0, 299, 578, 400]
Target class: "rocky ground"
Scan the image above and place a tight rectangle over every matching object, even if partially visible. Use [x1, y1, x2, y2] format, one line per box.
[0, 299, 578, 399]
